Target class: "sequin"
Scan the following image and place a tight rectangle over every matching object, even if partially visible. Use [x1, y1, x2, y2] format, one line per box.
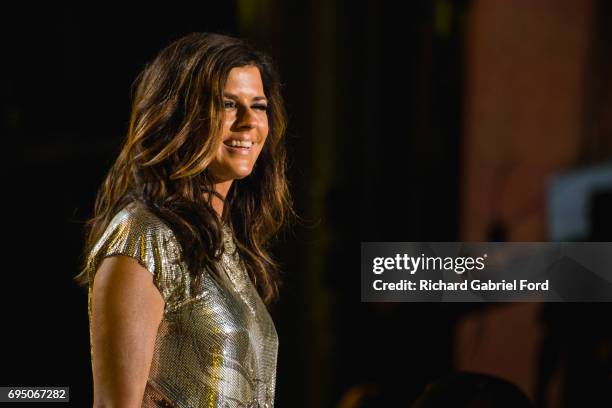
[86, 202, 278, 407]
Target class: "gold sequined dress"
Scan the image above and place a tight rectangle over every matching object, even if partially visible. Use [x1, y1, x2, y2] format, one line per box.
[86, 201, 278, 408]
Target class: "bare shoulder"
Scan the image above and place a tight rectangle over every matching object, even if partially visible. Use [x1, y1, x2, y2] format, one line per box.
[91, 255, 164, 406]
[93, 255, 164, 317]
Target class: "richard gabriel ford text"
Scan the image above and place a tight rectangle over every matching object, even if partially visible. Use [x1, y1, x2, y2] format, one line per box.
[373, 279, 550, 292]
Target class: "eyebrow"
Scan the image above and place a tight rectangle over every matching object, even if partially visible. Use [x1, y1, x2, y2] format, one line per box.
[223, 92, 267, 102]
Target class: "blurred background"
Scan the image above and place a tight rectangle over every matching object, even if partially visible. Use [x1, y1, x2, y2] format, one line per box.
[2, 0, 612, 406]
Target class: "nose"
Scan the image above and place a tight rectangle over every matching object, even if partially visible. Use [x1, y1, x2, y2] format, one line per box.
[235, 106, 258, 129]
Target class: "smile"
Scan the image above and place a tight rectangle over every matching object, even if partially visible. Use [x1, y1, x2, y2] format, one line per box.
[223, 139, 255, 155]
[224, 139, 254, 148]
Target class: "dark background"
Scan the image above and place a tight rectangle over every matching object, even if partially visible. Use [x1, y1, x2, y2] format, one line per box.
[2, 1, 612, 407]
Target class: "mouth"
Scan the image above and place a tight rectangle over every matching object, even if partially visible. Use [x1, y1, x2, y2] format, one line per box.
[223, 139, 255, 154]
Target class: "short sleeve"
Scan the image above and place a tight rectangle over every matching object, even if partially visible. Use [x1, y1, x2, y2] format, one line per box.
[86, 202, 183, 307]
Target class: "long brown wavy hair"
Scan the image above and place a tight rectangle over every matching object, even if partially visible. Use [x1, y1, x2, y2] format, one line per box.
[73, 32, 293, 304]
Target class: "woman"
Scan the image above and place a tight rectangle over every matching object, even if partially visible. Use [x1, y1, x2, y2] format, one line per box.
[74, 32, 293, 407]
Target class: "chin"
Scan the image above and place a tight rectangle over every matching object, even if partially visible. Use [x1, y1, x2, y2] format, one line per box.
[209, 156, 258, 182]
[228, 166, 255, 180]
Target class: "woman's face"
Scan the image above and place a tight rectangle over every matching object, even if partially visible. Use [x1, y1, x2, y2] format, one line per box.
[209, 65, 269, 183]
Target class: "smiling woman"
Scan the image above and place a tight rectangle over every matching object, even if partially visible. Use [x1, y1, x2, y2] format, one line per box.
[73, 32, 293, 408]
[209, 65, 270, 209]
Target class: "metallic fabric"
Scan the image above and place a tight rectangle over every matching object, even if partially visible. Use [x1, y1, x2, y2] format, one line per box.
[86, 202, 278, 407]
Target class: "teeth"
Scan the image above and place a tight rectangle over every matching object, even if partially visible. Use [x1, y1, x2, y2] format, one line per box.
[229, 140, 253, 148]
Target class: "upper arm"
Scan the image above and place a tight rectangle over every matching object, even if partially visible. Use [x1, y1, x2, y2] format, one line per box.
[91, 255, 164, 407]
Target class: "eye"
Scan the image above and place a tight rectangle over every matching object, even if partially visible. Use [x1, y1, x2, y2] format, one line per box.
[253, 104, 268, 111]
[223, 100, 236, 109]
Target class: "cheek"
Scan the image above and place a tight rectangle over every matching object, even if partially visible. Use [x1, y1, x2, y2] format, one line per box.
[259, 129, 269, 153]
[260, 120, 269, 141]
[223, 117, 233, 132]
[253, 135, 268, 161]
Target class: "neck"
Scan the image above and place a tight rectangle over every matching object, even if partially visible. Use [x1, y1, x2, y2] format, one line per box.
[209, 180, 233, 218]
